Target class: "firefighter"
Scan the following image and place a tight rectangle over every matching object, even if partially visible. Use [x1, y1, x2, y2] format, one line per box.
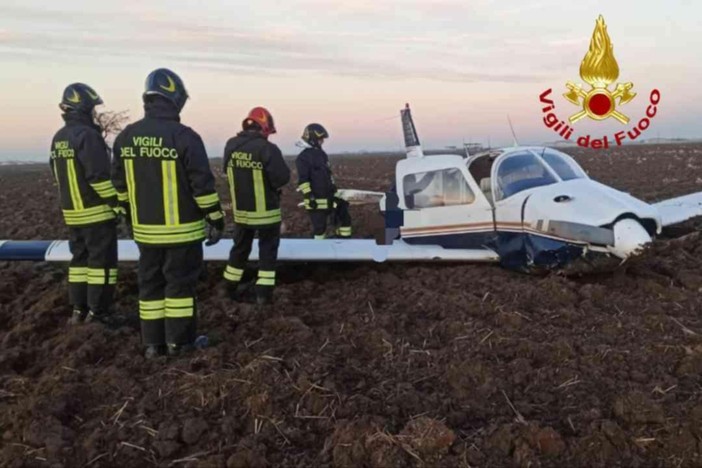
[112, 68, 224, 358]
[51, 83, 120, 325]
[295, 123, 352, 239]
[222, 107, 290, 305]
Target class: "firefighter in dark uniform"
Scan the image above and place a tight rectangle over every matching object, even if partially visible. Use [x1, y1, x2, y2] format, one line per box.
[295, 123, 352, 239]
[51, 83, 120, 325]
[222, 107, 290, 305]
[112, 69, 224, 358]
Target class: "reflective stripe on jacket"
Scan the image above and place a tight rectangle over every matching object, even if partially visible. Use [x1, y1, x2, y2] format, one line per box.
[295, 147, 336, 210]
[50, 112, 117, 226]
[223, 131, 291, 227]
[112, 98, 221, 246]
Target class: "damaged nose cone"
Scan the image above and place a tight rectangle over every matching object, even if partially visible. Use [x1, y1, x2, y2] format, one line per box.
[609, 218, 652, 259]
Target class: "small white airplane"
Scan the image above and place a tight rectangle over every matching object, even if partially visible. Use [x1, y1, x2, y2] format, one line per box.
[2, 104, 702, 272]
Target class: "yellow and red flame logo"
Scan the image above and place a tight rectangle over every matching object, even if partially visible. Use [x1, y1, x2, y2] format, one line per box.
[563, 15, 636, 124]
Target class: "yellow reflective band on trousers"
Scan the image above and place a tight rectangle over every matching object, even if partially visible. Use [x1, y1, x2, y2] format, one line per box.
[223, 265, 244, 282]
[124, 159, 138, 224]
[90, 180, 118, 199]
[195, 192, 220, 209]
[87, 268, 106, 285]
[298, 182, 311, 194]
[227, 166, 237, 213]
[314, 234, 326, 240]
[256, 270, 275, 286]
[68, 267, 88, 283]
[165, 297, 194, 318]
[132, 219, 206, 245]
[66, 159, 84, 210]
[117, 191, 129, 202]
[336, 227, 352, 237]
[86, 268, 118, 285]
[140, 299, 165, 320]
[62, 204, 115, 226]
[162, 160, 180, 226]
[304, 199, 329, 210]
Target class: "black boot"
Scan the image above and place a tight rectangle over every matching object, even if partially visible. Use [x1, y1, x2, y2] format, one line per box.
[68, 308, 87, 326]
[229, 282, 256, 303]
[84, 310, 108, 325]
[225, 281, 240, 301]
[167, 343, 194, 357]
[144, 345, 165, 359]
[256, 287, 274, 306]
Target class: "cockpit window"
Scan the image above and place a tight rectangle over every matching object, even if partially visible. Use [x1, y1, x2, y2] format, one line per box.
[540, 149, 586, 181]
[403, 168, 475, 208]
[495, 151, 557, 200]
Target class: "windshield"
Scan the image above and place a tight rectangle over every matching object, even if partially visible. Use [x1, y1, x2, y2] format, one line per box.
[495, 151, 557, 200]
[540, 149, 586, 181]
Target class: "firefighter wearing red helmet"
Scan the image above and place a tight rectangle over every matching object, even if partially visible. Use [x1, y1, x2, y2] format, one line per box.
[222, 107, 291, 305]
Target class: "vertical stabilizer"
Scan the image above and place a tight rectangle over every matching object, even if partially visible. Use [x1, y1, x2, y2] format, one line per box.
[401, 103, 424, 158]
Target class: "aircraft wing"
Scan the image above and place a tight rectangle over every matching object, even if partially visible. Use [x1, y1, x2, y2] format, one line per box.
[653, 192, 702, 226]
[0, 239, 499, 263]
[335, 189, 385, 205]
[297, 189, 385, 207]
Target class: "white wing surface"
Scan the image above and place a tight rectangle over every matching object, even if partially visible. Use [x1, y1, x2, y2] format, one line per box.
[653, 192, 702, 226]
[42, 239, 499, 263]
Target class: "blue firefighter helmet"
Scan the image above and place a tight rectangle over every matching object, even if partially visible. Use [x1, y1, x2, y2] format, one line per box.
[59, 83, 103, 113]
[143, 68, 189, 112]
[302, 123, 329, 148]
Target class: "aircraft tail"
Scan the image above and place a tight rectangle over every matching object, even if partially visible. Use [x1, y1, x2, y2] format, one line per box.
[401, 103, 424, 158]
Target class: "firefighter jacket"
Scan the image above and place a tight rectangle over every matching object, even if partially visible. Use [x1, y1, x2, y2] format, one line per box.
[112, 98, 222, 246]
[223, 131, 291, 227]
[50, 112, 118, 226]
[295, 147, 336, 210]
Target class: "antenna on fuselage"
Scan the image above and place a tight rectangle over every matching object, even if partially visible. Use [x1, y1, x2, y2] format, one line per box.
[401, 103, 424, 159]
[507, 115, 519, 147]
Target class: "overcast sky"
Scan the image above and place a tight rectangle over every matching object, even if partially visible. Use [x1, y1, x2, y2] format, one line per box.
[1, 0, 700, 160]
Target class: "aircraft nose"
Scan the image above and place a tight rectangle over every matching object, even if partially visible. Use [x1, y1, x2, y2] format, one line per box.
[609, 218, 652, 259]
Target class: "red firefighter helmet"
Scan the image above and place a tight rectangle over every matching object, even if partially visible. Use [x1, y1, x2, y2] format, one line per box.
[243, 107, 276, 137]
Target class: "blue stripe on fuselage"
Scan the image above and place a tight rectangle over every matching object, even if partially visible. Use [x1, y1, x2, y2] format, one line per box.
[0, 241, 53, 261]
[402, 230, 586, 271]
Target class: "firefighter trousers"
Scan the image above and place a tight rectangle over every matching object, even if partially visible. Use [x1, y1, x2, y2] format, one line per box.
[137, 243, 203, 346]
[308, 198, 352, 239]
[223, 224, 280, 298]
[68, 220, 118, 315]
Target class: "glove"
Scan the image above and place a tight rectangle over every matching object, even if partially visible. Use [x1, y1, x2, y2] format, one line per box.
[118, 211, 133, 239]
[112, 205, 126, 221]
[205, 212, 225, 246]
[307, 197, 318, 210]
[113, 203, 133, 238]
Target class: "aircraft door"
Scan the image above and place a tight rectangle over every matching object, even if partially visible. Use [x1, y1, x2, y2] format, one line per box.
[491, 151, 554, 233]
